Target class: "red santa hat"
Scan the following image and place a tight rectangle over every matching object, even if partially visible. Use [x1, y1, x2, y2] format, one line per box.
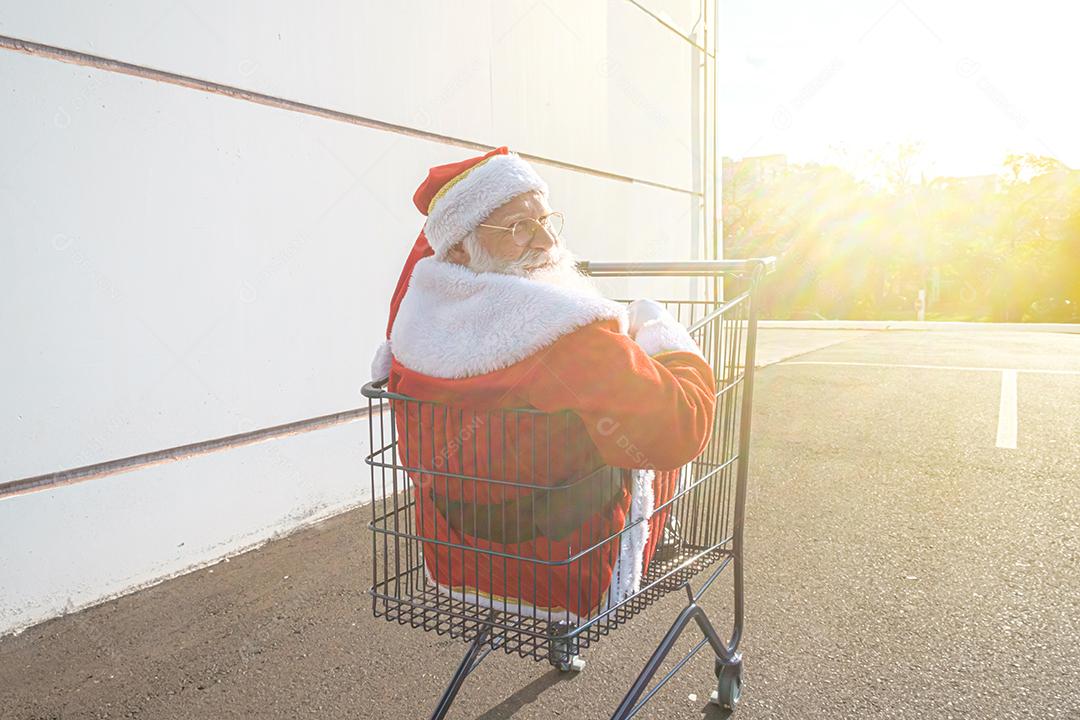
[416, 146, 549, 257]
[370, 146, 549, 381]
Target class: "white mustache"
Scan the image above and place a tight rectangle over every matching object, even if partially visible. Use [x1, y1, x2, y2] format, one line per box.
[465, 235, 563, 277]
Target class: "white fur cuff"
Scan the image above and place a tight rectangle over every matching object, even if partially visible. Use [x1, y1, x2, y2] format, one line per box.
[370, 340, 393, 381]
[633, 317, 704, 359]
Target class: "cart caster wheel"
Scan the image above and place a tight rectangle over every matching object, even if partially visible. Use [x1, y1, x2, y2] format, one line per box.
[556, 655, 586, 673]
[710, 658, 742, 709]
[547, 623, 585, 673]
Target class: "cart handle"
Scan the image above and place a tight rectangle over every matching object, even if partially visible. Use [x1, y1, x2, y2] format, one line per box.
[577, 257, 775, 277]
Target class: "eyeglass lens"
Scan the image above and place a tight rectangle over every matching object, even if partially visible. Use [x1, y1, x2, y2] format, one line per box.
[511, 213, 564, 245]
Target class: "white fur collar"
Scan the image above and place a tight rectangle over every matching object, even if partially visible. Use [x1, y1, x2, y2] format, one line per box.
[390, 257, 629, 379]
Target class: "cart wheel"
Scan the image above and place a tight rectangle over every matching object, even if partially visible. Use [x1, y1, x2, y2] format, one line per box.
[547, 630, 586, 673]
[709, 658, 743, 710]
[556, 654, 586, 673]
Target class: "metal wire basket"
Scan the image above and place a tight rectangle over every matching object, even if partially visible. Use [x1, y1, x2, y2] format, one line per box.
[362, 258, 773, 718]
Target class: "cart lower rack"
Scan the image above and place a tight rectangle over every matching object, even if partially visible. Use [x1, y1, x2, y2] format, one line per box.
[362, 258, 773, 719]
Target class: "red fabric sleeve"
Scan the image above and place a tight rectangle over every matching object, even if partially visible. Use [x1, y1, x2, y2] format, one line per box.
[520, 320, 716, 472]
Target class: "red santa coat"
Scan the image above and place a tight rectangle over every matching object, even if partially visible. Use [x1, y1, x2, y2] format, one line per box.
[385, 256, 715, 622]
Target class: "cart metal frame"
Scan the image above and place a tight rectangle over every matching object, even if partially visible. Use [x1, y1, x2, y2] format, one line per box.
[362, 258, 773, 719]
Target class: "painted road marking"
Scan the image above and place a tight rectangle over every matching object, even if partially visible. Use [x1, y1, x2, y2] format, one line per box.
[996, 370, 1018, 449]
[776, 361, 1080, 451]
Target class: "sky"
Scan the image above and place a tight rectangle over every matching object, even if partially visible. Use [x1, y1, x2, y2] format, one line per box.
[716, 0, 1078, 180]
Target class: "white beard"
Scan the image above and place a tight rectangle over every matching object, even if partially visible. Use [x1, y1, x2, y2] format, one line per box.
[462, 233, 602, 298]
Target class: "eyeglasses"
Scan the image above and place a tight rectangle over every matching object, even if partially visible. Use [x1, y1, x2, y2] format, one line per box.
[477, 211, 564, 246]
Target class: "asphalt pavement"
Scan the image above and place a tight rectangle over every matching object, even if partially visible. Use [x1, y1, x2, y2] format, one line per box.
[2, 329, 1078, 719]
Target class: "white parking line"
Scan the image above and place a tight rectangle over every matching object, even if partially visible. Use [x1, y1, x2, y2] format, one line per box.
[776, 360, 1080, 451]
[996, 370, 1018, 449]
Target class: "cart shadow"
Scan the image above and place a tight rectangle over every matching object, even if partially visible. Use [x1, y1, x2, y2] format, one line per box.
[701, 703, 734, 719]
[473, 669, 578, 720]
[471, 669, 736, 719]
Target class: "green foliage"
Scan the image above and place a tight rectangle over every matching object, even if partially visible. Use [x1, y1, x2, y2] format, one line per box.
[723, 154, 1080, 322]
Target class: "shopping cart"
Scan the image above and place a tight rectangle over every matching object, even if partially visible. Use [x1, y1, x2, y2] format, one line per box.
[361, 258, 774, 719]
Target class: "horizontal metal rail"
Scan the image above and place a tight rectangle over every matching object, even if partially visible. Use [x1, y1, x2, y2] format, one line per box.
[369, 542, 735, 641]
[0, 34, 699, 197]
[368, 454, 739, 566]
[579, 258, 776, 277]
[0, 405, 380, 501]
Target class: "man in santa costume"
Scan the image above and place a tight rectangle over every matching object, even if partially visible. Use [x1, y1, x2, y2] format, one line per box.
[371, 146, 716, 623]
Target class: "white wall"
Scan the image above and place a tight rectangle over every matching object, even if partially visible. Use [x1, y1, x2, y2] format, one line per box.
[0, 0, 709, 635]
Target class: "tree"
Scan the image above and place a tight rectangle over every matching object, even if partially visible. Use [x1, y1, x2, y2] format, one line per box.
[722, 151, 1080, 321]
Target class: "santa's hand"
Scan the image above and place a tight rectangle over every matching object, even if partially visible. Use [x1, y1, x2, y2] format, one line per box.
[627, 298, 704, 359]
[626, 298, 670, 338]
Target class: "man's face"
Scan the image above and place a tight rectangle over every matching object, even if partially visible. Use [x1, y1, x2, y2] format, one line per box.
[449, 190, 561, 274]
[446, 190, 599, 295]
[476, 190, 557, 264]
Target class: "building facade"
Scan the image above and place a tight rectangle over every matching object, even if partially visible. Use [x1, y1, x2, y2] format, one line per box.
[0, 1, 719, 635]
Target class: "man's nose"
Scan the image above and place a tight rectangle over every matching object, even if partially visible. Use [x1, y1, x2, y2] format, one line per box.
[530, 223, 555, 251]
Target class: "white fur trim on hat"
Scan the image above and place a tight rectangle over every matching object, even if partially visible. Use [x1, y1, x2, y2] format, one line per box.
[424, 153, 549, 257]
